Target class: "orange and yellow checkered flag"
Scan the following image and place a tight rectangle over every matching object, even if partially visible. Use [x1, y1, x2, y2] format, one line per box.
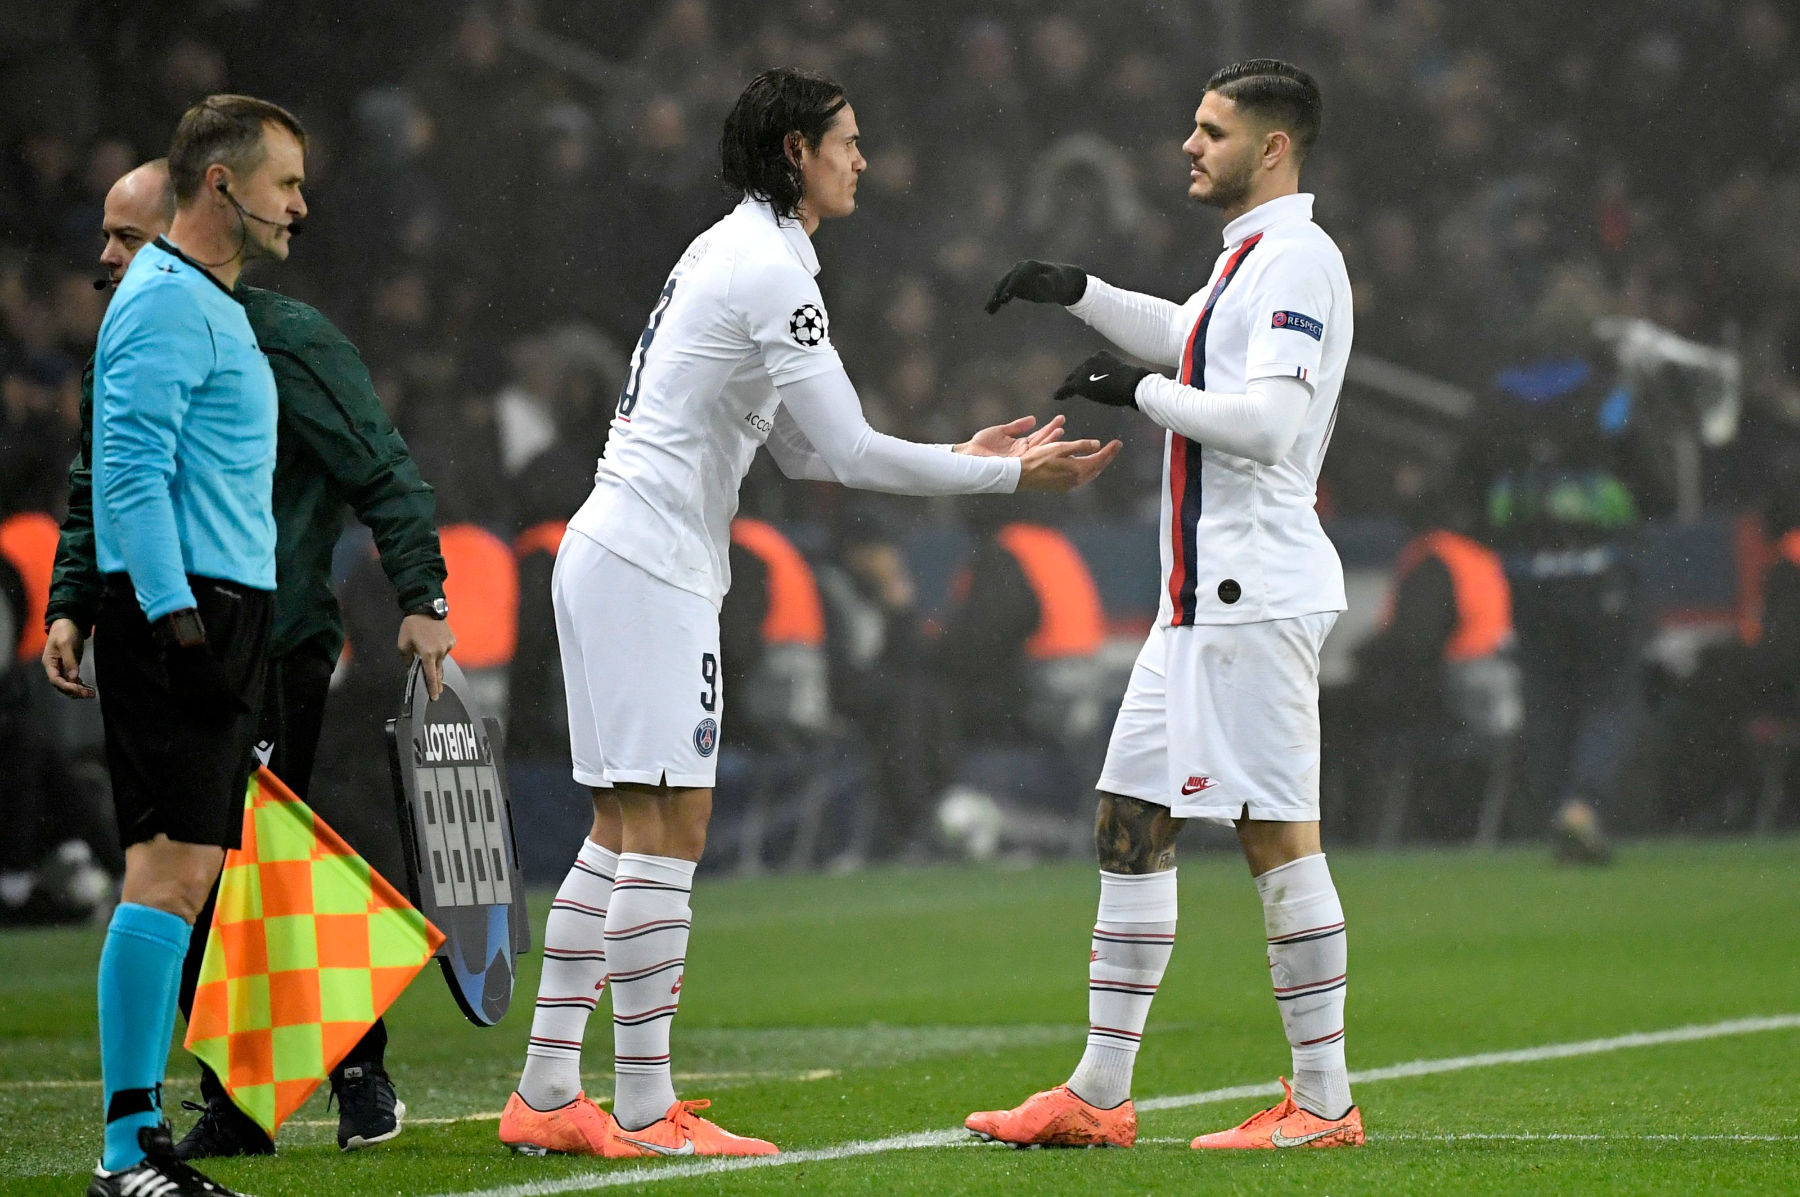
[185, 767, 444, 1135]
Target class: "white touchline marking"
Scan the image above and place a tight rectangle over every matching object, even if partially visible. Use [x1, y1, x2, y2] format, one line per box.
[1145, 1134, 1800, 1145]
[1137, 1011, 1800, 1112]
[0, 1078, 200, 1091]
[1379, 1133, 1800, 1143]
[424, 1012, 1800, 1197]
[289, 1112, 505, 1129]
[431, 1131, 975, 1197]
[0, 1068, 836, 1095]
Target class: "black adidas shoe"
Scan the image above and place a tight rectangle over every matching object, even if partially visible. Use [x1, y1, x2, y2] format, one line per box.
[174, 1098, 275, 1161]
[89, 1123, 250, 1196]
[329, 1064, 405, 1151]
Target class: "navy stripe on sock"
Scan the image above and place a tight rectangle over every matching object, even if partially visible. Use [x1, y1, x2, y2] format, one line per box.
[613, 1006, 678, 1028]
[1268, 927, 1345, 946]
[1273, 979, 1348, 1002]
[604, 919, 692, 941]
[608, 958, 684, 984]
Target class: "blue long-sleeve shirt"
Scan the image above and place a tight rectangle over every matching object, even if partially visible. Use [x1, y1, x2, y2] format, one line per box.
[93, 237, 278, 620]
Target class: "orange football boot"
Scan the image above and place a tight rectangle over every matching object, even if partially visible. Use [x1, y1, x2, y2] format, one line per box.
[965, 1085, 1137, 1148]
[498, 1091, 634, 1157]
[1190, 1077, 1363, 1149]
[608, 1098, 778, 1157]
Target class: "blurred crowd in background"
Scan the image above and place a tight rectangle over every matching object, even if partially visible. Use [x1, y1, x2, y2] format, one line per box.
[3, 0, 1799, 918]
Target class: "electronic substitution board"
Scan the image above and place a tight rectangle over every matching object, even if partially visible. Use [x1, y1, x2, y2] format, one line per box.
[387, 656, 530, 1026]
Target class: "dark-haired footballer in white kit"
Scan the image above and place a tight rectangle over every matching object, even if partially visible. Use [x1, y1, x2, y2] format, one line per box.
[968, 58, 1365, 1152]
[497, 66, 1119, 1161]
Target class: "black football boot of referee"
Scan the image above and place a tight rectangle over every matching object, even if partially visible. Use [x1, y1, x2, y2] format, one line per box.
[174, 1097, 275, 1160]
[89, 1123, 249, 1196]
[329, 1064, 405, 1150]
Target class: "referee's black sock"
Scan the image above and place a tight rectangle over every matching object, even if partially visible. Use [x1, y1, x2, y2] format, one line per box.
[334, 1019, 390, 1076]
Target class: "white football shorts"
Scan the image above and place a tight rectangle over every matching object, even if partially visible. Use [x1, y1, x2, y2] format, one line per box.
[552, 530, 723, 789]
[1096, 612, 1338, 825]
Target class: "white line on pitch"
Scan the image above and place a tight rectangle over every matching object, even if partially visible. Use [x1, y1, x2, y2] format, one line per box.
[424, 1012, 1800, 1197]
[0, 1068, 835, 1094]
[1142, 1134, 1800, 1144]
[288, 1112, 506, 1129]
[1379, 1133, 1800, 1143]
[1135, 1011, 1800, 1112]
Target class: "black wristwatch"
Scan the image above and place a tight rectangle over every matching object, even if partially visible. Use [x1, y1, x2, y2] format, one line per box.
[155, 607, 207, 648]
[407, 597, 450, 620]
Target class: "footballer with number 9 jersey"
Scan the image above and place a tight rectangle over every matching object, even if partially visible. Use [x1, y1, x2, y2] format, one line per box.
[967, 59, 1365, 1152]
[497, 67, 1120, 1160]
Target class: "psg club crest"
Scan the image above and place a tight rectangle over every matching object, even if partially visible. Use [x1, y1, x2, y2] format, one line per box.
[693, 717, 718, 757]
[789, 303, 827, 346]
[387, 656, 530, 1026]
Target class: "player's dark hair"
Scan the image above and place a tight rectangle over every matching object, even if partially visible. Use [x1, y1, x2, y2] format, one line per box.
[168, 93, 307, 205]
[719, 67, 848, 221]
[1205, 59, 1322, 162]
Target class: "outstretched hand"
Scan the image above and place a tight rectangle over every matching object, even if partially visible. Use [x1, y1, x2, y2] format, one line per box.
[954, 413, 1068, 458]
[985, 260, 1089, 314]
[1016, 436, 1125, 492]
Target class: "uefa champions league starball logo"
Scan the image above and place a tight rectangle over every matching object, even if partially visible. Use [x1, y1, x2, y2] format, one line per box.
[789, 304, 827, 346]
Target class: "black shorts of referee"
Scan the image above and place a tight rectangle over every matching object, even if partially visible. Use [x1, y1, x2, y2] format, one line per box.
[95, 574, 273, 850]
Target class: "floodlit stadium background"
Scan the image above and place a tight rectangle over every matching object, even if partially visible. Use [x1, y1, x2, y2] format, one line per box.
[2, 1, 1797, 888]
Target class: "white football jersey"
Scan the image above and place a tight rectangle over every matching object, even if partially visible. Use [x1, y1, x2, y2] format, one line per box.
[1157, 193, 1350, 627]
[568, 199, 843, 607]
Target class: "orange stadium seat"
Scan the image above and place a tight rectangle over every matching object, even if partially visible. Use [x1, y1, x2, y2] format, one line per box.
[996, 522, 1106, 660]
[0, 511, 60, 662]
[513, 520, 567, 563]
[729, 517, 825, 648]
[438, 523, 518, 669]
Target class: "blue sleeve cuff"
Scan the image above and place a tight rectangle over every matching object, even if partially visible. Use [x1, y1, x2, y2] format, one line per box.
[140, 583, 199, 623]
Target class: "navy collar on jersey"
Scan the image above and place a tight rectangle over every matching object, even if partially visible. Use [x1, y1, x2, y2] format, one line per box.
[150, 236, 242, 301]
[1221, 192, 1315, 248]
[739, 197, 822, 278]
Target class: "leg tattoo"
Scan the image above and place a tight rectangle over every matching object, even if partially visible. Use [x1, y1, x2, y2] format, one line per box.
[1094, 793, 1183, 874]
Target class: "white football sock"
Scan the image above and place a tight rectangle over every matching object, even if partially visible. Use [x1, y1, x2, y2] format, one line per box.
[519, 839, 619, 1110]
[1256, 853, 1352, 1118]
[605, 852, 696, 1131]
[1065, 869, 1178, 1109]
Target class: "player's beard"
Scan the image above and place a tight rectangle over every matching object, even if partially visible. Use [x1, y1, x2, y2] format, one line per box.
[1193, 150, 1257, 212]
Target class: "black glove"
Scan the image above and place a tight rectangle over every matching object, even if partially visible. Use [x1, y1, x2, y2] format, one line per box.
[985, 260, 1088, 313]
[1052, 350, 1150, 409]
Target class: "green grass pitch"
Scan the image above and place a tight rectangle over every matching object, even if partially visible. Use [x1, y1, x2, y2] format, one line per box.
[4, 839, 1798, 1194]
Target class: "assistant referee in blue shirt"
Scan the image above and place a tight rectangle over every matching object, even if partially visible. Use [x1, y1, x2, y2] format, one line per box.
[87, 95, 307, 1197]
